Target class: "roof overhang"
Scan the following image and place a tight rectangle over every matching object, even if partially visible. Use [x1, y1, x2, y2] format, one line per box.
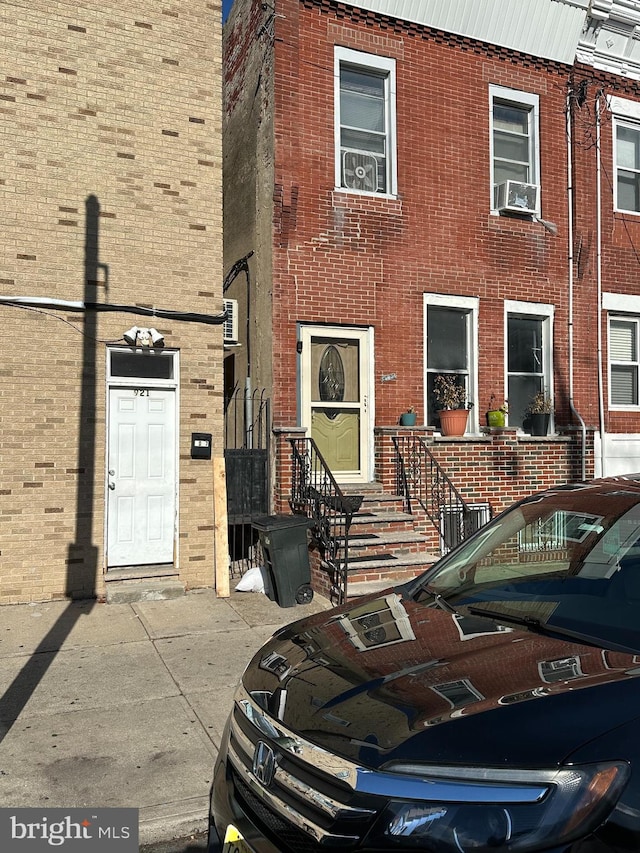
[577, 0, 640, 81]
[339, 0, 589, 65]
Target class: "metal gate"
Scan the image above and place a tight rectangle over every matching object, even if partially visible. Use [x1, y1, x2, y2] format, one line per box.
[224, 388, 271, 577]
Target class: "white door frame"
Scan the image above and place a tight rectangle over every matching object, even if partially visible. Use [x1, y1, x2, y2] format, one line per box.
[299, 324, 375, 483]
[105, 347, 180, 569]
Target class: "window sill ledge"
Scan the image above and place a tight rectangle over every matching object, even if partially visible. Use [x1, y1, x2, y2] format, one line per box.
[331, 189, 402, 215]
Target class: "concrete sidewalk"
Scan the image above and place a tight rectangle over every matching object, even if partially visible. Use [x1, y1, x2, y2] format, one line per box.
[0, 588, 332, 846]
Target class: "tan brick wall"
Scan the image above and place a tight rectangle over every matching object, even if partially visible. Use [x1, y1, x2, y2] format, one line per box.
[0, 1, 223, 603]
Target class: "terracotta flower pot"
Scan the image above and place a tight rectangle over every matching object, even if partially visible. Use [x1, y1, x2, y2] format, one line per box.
[438, 409, 468, 436]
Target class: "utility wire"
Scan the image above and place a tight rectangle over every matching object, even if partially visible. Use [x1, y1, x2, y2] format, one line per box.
[2, 302, 122, 344]
[0, 296, 228, 325]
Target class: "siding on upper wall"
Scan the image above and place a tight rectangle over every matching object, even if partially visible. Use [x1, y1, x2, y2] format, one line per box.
[342, 0, 588, 64]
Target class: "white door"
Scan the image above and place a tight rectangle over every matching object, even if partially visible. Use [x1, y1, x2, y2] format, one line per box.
[107, 388, 176, 567]
[300, 326, 373, 483]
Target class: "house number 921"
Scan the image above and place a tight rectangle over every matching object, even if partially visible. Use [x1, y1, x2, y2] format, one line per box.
[134, 389, 150, 396]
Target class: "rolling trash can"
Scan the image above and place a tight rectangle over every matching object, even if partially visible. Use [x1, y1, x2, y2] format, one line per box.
[252, 515, 314, 608]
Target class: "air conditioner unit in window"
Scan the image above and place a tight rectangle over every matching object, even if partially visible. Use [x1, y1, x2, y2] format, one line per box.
[223, 298, 238, 344]
[496, 180, 539, 215]
[342, 151, 380, 193]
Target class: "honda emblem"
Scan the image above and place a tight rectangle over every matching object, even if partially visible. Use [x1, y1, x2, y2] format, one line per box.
[252, 740, 277, 788]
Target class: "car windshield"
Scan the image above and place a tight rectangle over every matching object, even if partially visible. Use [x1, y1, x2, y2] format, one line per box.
[412, 483, 640, 653]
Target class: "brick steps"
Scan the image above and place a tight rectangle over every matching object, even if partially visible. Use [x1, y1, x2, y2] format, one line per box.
[336, 483, 439, 596]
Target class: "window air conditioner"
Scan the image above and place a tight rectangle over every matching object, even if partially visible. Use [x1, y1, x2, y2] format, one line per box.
[223, 298, 238, 343]
[496, 180, 539, 215]
[342, 151, 380, 192]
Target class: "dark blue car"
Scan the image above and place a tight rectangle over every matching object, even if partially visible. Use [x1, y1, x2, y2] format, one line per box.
[210, 477, 640, 852]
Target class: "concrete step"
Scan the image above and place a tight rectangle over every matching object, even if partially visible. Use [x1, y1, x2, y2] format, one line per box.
[350, 510, 416, 532]
[344, 552, 437, 591]
[329, 483, 438, 600]
[105, 578, 186, 604]
[344, 557, 437, 596]
[358, 493, 407, 513]
[346, 529, 429, 556]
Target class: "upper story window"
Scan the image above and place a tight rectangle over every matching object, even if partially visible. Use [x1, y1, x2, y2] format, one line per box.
[489, 86, 540, 213]
[609, 96, 640, 214]
[615, 121, 640, 213]
[334, 47, 396, 196]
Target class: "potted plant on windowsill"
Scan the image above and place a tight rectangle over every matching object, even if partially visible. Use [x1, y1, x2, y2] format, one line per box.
[486, 395, 508, 427]
[400, 406, 417, 427]
[526, 391, 552, 436]
[433, 374, 471, 436]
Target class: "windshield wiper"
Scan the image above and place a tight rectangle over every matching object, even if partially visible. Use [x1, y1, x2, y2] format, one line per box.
[425, 587, 459, 614]
[467, 606, 545, 630]
[466, 605, 639, 653]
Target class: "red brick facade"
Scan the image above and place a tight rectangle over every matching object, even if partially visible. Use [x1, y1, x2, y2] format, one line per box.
[269, 2, 567, 421]
[224, 0, 640, 525]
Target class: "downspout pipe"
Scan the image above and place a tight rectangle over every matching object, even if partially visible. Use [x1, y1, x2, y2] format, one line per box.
[567, 90, 587, 481]
[596, 94, 607, 477]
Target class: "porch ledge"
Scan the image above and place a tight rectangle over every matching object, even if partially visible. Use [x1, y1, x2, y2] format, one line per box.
[272, 425, 306, 435]
[516, 434, 573, 442]
[376, 425, 574, 442]
[104, 564, 179, 582]
[433, 434, 492, 442]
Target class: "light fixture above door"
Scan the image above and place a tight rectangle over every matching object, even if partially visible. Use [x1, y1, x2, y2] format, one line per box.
[122, 326, 164, 347]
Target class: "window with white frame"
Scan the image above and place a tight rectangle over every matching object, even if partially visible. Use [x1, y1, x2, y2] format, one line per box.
[610, 96, 640, 214]
[489, 85, 540, 210]
[335, 47, 396, 195]
[609, 317, 640, 406]
[506, 301, 553, 429]
[424, 295, 478, 430]
[615, 121, 640, 213]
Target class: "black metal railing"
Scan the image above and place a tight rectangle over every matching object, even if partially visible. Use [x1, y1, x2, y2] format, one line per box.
[224, 387, 271, 578]
[289, 437, 363, 605]
[393, 434, 490, 554]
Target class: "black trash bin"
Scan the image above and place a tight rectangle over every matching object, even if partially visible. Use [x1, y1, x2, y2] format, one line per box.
[252, 515, 314, 608]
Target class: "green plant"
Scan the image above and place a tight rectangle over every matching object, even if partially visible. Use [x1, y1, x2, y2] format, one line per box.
[489, 394, 508, 413]
[406, 405, 415, 414]
[433, 374, 468, 410]
[528, 391, 553, 414]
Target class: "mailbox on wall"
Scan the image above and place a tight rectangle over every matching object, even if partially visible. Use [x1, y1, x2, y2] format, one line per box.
[191, 432, 212, 460]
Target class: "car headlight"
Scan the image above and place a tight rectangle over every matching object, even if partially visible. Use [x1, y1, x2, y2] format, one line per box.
[367, 761, 629, 851]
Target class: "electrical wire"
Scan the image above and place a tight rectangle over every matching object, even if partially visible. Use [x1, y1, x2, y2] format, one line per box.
[568, 81, 640, 267]
[0, 296, 228, 325]
[2, 302, 123, 345]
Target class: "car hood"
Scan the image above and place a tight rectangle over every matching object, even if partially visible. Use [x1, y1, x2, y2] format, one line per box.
[241, 590, 640, 768]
